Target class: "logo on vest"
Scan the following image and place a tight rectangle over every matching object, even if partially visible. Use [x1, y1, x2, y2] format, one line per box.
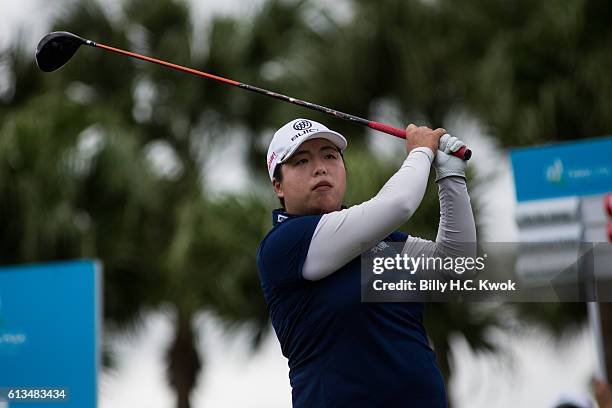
[370, 241, 390, 254]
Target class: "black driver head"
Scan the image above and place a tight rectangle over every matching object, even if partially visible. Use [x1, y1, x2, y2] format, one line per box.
[35, 31, 90, 72]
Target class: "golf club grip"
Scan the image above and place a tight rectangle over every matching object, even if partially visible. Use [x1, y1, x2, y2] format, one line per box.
[368, 121, 472, 161]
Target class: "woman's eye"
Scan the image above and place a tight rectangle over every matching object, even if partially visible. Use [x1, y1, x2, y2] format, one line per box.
[296, 158, 308, 165]
[326, 154, 337, 159]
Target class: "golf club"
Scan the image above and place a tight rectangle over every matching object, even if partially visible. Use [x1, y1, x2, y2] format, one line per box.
[36, 31, 471, 160]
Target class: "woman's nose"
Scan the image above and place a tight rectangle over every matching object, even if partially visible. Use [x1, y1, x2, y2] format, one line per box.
[314, 161, 327, 176]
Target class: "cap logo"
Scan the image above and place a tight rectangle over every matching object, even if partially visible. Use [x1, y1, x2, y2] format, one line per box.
[267, 151, 276, 170]
[293, 120, 312, 131]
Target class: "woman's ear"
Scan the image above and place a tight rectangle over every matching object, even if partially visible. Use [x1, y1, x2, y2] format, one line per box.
[272, 179, 284, 199]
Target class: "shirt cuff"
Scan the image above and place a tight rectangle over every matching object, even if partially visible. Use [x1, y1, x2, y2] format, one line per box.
[407, 147, 434, 164]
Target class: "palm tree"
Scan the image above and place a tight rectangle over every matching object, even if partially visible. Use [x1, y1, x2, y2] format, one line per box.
[0, 1, 272, 407]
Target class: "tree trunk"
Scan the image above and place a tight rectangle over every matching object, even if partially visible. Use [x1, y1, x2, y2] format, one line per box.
[166, 312, 201, 408]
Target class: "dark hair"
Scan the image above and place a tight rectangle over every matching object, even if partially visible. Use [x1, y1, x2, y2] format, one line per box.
[273, 148, 345, 208]
[273, 164, 287, 208]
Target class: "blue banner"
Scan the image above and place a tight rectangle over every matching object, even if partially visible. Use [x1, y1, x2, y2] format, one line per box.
[510, 136, 612, 202]
[0, 260, 101, 407]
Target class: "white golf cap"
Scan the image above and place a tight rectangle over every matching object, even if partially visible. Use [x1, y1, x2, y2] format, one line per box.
[266, 118, 347, 180]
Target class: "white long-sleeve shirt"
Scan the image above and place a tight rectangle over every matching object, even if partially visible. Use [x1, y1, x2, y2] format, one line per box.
[302, 147, 476, 280]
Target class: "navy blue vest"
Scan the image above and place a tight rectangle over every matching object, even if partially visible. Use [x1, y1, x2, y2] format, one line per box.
[256, 209, 447, 407]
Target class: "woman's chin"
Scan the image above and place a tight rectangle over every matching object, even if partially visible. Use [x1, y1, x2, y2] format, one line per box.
[310, 200, 341, 214]
[289, 197, 341, 215]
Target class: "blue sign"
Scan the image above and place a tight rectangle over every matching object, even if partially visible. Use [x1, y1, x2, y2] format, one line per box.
[510, 136, 612, 202]
[0, 260, 101, 407]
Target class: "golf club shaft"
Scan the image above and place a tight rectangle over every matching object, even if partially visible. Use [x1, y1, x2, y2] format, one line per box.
[93, 42, 471, 160]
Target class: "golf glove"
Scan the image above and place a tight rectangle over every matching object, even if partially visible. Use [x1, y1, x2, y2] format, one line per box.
[434, 134, 466, 182]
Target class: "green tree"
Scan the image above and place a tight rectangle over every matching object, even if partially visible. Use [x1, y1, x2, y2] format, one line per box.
[1, 1, 273, 407]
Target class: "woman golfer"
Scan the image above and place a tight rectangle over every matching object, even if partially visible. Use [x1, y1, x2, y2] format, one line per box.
[257, 118, 476, 407]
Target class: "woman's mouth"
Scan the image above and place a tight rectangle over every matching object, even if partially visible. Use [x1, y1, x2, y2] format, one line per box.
[312, 181, 332, 191]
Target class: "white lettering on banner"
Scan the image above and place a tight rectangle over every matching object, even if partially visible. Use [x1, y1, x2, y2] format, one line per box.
[0, 333, 27, 344]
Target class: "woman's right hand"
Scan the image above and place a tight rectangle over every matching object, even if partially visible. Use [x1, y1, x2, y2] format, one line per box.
[405, 124, 446, 157]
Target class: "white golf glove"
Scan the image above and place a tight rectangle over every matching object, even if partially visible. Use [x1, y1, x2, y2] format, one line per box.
[434, 134, 466, 182]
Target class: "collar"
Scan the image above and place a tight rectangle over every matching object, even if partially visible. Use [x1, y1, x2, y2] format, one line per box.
[271, 206, 348, 226]
[272, 208, 294, 226]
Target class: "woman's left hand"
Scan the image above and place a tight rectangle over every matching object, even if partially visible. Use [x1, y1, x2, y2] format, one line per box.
[434, 134, 467, 181]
